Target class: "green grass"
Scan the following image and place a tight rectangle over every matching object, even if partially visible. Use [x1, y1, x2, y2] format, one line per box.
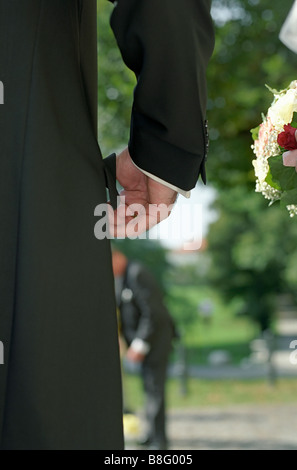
[166, 284, 258, 365]
[122, 285, 297, 415]
[122, 375, 297, 411]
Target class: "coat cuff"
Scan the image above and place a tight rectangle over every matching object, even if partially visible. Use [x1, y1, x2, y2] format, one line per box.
[132, 161, 191, 199]
[128, 115, 208, 192]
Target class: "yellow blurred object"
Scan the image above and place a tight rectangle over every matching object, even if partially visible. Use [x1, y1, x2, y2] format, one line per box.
[123, 413, 141, 438]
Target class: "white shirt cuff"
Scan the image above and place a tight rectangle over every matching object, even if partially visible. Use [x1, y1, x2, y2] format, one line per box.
[130, 338, 150, 355]
[132, 161, 191, 199]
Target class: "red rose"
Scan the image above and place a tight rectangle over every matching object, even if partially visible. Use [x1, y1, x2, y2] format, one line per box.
[277, 124, 297, 150]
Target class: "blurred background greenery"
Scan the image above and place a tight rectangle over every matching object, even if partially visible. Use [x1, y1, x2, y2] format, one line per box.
[97, 0, 297, 408]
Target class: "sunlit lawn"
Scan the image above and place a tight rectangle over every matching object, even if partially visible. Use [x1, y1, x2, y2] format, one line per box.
[166, 284, 258, 365]
[122, 284, 297, 415]
[123, 375, 297, 412]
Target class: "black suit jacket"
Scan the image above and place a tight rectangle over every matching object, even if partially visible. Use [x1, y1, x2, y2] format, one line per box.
[109, 0, 215, 190]
[118, 262, 176, 347]
[0, 0, 124, 450]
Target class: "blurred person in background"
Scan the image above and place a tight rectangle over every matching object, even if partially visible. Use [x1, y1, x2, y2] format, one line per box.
[112, 249, 177, 450]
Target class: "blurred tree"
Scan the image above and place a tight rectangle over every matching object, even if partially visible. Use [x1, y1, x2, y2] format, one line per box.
[97, 0, 135, 156]
[207, 186, 297, 331]
[206, 0, 297, 330]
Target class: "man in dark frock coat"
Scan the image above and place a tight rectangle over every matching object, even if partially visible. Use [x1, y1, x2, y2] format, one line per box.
[0, 0, 214, 449]
[113, 250, 176, 449]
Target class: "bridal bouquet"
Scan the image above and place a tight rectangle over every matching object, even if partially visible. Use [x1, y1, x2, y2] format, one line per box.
[251, 80, 297, 217]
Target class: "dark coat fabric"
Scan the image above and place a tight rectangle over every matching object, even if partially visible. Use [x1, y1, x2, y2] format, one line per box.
[0, 0, 123, 450]
[0, 0, 214, 450]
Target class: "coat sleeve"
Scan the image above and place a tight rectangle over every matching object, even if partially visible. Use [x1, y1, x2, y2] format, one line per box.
[127, 263, 170, 344]
[109, 0, 215, 191]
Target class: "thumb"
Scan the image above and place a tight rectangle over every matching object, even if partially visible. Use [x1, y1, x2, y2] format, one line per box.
[283, 150, 297, 167]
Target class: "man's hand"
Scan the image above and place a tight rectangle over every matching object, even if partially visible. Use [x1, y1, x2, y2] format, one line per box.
[126, 346, 146, 363]
[109, 147, 177, 238]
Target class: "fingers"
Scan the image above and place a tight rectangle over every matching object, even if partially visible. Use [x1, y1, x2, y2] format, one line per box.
[108, 200, 174, 239]
[112, 149, 178, 238]
[283, 149, 297, 170]
[126, 348, 145, 363]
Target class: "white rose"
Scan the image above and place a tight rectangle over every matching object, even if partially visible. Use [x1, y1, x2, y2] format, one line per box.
[268, 89, 297, 129]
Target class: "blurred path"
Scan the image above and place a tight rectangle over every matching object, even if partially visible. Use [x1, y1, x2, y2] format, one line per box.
[125, 403, 297, 450]
[167, 403, 297, 450]
[124, 306, 297, 450]
[167, 312, 297, 450]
